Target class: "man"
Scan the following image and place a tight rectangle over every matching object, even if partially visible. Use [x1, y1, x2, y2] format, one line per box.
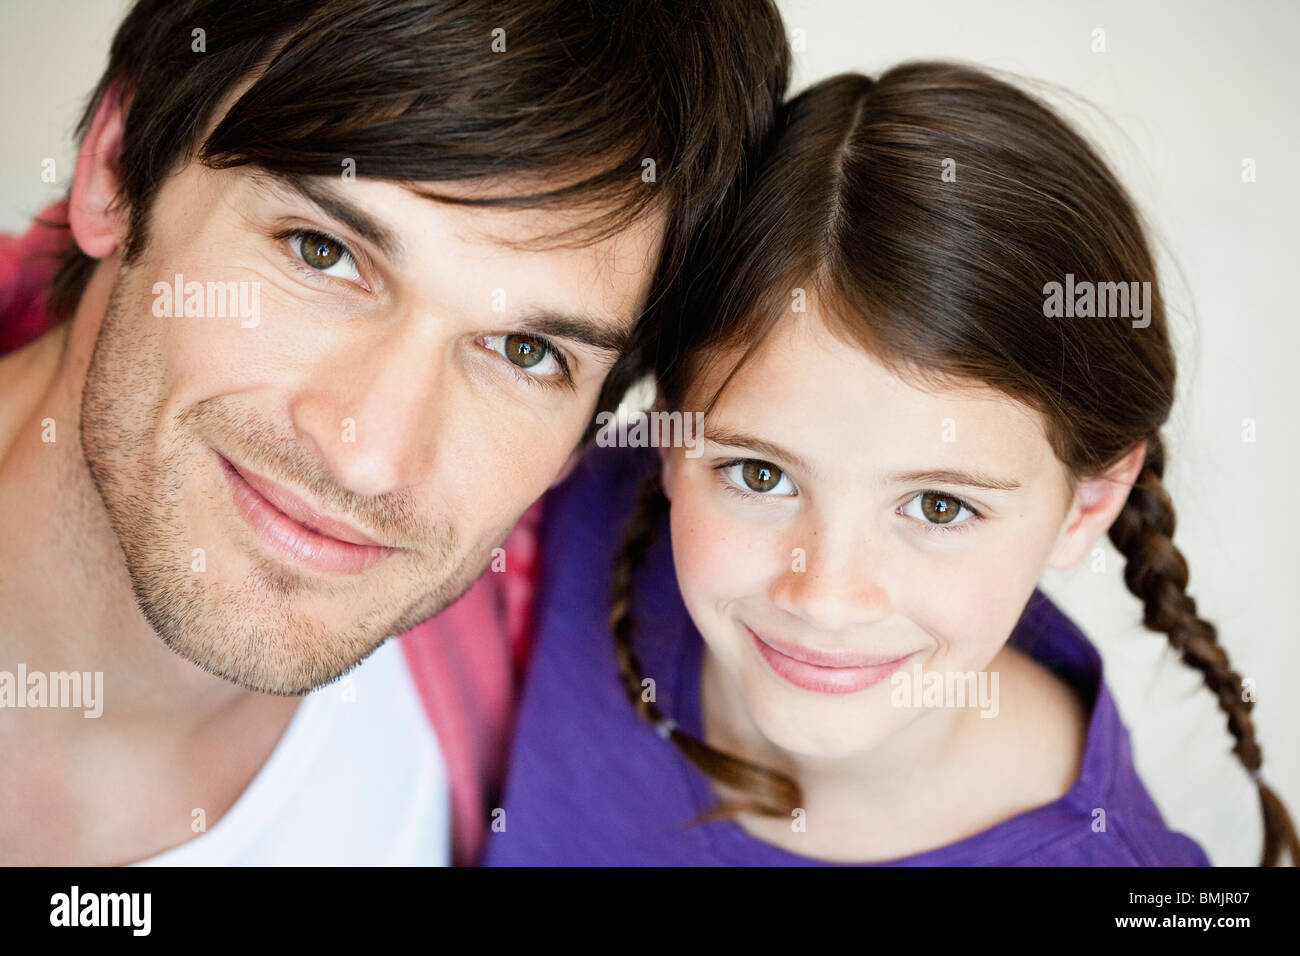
[0, 0, 789, 865]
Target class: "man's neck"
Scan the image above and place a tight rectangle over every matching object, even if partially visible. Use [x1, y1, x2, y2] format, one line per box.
[0, 261, 300, 863]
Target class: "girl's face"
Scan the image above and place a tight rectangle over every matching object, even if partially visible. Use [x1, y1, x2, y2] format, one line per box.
[660, 308, 1116, 761]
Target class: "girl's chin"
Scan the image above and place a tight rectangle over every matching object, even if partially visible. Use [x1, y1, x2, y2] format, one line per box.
[742, 690, 901, 762]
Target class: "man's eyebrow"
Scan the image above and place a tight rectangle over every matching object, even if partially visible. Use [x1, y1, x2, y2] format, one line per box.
[515, 309, 632, 356]
[705, 429, 813, 474]
[251, 170, 636, 355]
[886, 468, 1022, 492]
[251, 169, 405, 261]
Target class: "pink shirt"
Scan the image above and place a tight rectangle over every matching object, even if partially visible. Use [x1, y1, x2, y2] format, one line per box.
[0, 202, 537, 866]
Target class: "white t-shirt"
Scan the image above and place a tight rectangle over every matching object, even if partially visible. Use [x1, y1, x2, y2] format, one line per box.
[133, 638, 449, 866]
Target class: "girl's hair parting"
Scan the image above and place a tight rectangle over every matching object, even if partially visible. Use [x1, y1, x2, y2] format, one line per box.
[608, 62, 1299, 865]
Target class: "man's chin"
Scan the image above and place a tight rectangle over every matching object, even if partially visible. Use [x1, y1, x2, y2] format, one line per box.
[141, 595, 388, 696]
[129, 537, 494, 695]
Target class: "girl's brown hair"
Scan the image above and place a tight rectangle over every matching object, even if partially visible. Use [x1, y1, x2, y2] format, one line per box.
[608, 63, 1299, 865]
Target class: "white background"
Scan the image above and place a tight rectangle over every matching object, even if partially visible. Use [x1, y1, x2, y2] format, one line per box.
[0, 0, 1295, 865]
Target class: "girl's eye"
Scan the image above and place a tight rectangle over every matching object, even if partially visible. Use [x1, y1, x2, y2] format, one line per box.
[723, 459, 798, 496]
[900, 491, 978, 527]
[289, 230, 362, 283]
[481, 333, 566, 380]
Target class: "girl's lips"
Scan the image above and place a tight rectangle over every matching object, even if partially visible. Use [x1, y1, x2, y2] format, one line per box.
[747, 626, 917, 695]
[217, 452, 395, 575]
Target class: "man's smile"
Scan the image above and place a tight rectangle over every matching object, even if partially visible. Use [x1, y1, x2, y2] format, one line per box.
[216, 451, 398, 575]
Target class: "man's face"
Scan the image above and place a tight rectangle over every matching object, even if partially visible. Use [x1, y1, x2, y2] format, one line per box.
[81, 159, 663, 694]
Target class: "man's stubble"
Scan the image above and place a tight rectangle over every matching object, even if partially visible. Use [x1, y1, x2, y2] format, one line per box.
[78, 258, 500, 695]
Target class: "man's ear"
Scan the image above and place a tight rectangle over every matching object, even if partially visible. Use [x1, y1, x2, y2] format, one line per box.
[1047, 440, 1147, 570]
[68, 78, 130, 260]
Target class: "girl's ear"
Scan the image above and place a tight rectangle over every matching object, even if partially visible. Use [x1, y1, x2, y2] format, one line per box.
[68, 78, 131, 260]
[657, 441, 678, 501]
[1046, 440, 1147, 570]
[649, 393, 678, 501]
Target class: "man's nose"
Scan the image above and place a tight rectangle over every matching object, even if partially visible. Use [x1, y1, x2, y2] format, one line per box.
[288, 322, 444, 497]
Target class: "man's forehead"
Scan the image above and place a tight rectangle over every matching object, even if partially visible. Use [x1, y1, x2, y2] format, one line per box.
[244, 165, 666, 259]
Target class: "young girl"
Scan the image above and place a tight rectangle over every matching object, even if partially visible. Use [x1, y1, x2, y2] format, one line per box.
[481, 63, 1298, 866]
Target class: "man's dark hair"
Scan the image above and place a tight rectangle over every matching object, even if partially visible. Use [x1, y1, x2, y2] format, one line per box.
[47, 0, 791, 413]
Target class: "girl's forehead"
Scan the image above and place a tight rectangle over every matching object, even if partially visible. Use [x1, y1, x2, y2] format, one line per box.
[691, 307, 1009, 408]
[689, 309, 1058, 480]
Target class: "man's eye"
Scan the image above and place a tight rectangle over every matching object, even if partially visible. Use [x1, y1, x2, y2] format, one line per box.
[289, 230, 362, 283]
[723, 460, 797, 496]
[900, 491, 978, 527]
[482, 333, 565, 379]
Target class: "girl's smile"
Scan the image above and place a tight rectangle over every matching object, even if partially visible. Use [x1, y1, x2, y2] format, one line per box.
[745, 623, 922, 694]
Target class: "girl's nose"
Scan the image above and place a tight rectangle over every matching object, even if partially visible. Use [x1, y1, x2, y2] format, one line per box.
[767, 541, 892, 633]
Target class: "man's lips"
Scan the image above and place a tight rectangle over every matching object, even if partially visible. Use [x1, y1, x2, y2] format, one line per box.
[226, 456, 382, 546]
[216, 452, 396, 574]
[747, 626, 918, 695]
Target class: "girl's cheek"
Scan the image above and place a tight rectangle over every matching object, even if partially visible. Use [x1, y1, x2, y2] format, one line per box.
[669, 487, 727, 599]
[668, 477, 763, 613]
[897, 561, 987, 669]
[907, 521, 1055, 670]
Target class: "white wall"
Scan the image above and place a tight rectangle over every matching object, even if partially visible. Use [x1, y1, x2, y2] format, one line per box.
[0, 0, 130, 229]
[1, 0, 1294, 865]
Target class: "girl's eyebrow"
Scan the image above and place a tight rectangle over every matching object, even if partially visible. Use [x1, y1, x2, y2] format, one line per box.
[887, 469, 1022, 492]
[705, 429, 813, 473]
[705, 429, 1022, 492]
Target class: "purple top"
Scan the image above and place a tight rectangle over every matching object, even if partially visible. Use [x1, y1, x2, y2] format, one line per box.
[482, 446, 1210, 866]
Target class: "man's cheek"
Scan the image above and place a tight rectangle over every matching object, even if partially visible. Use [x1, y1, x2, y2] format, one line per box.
[148, 279, 263, 383]
[435, 416, 565, 532]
